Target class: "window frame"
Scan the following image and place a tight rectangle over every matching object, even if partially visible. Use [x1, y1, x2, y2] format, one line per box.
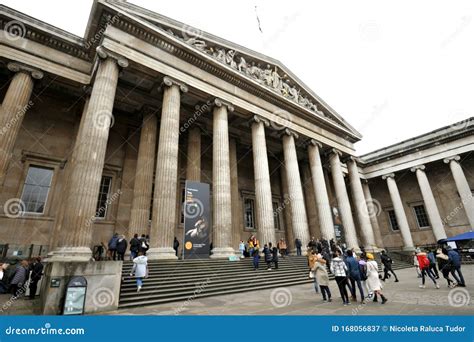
[272, 199, 283, 231]
[95, 175, 113, 220]
[243, 195, 257, 232]
[412, 203, 431, 229]
[386, 209, 400, 232]
[19, 164, 55, 215]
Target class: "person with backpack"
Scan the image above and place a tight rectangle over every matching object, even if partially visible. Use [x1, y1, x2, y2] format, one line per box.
[427, 249, 439, 279]
[358, 252, 369, 297]
[139, 234, 149, 255]
[447, 247, 465, 287]
[107, 233, 119, 260]
[416, 249, 439, 289]
[116, 235, 127, 261]
[263, 244, 273, 270]
[381, 250, 399, 282]
[129, 234, 140, 260]
[436, 248, 456, 288]
[345, 250, 365, 303]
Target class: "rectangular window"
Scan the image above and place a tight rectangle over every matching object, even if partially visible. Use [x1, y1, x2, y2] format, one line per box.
[95, 176, 112, 218]
[272, 201, 282, 231]
[20, 165, 54, 214]
[244, 197, 256, 230]
[387, 210, 399, 231]
[413, 204, 430, 228]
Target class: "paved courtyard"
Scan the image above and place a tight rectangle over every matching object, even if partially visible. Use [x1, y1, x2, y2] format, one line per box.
[1, 265, 472, 316]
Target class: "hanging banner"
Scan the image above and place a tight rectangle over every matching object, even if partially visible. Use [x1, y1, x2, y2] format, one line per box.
[183, 181, 211, 259]
[332, 206, 345, 245]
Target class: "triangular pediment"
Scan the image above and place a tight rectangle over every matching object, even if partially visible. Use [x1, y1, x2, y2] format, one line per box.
[99, 0, 362, 140]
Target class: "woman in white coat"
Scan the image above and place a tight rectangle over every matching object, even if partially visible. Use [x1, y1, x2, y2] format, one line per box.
[366, 253, 387, 304]
[130, 251, 148, 292]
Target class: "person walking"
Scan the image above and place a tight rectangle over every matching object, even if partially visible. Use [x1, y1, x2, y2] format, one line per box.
[130, 251, 148, 293]
[447, 247, 465, 287]
[427, 249, 439, 279]
[107, 233, 119, 260]
[358, 252, 370, 297]
[330, 250, 350, 306]
[129, 234, 140, 260]
[263, 244, 273, 270]
[307, 237, 317, 252]
[239, 240, 245, 258]
[436, 248, 456, 288]
[345, 250, 365, 303]
[28, 257, 43, 300]
[413, 251, 421, 278]
[313, 253, 331, 302]
[417, 249, 439, 289]
[308, 250, 319, 293]
[252, 247, 260, 270]
[10, 260, 29, 297]
[271, 243, 279, 269]
[295, 238, 302, 256]
[116, 235, 127, 261]
[173, 237, 180, 258]
[381, 250, 399, 282]
[278, 239, 287, 258]
[139, 234, 149, 255]
[366, 253, 387, 304]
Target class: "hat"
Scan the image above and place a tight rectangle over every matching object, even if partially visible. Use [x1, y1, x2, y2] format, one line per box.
[366, 253, 374, 260]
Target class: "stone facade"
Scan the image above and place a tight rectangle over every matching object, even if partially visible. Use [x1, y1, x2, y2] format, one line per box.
[0, 1, 472, 261]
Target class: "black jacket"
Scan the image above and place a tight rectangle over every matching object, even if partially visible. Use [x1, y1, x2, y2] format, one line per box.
[130, 238, 140, 252]
[272, 247, 279, 261]
[29, 262, 44, 282]
[381, 254, 392, 267]
[263, 247, 273, 262]
[116, 239, 128, 254]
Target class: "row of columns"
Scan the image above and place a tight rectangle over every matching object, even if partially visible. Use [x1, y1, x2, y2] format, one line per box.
[3, 51, 471, 260]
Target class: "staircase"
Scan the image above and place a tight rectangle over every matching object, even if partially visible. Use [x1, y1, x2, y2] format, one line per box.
[118, 256, 413, 309]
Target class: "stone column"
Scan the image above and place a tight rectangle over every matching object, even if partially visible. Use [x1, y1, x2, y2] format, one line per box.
[411, 165, 447, 241]
[328, 149, 358, 250]
[250, 115, 276, 246]
[307, 140, 335, 240]
[229, 138, 242, 251]
[51, 48, 128, 261]
[382, 173, 415, 250]
[281, 129, 310, 249]
[128, 108, 158, 238]
[280, 165, 295, 252]
[444, 155, 474, 228]
[301, 162, 320, 239]
[347, 157, 377, 250]
[361, 180, 384, 248]
[0, 63, 43, 185]
[211, 98, 235, 258]
[186, 125, 201, 181]
[148, 77, 187, 260]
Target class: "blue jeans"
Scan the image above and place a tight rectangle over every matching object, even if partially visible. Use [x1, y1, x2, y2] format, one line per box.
[296, 247, 302, 256]
[136, 277, 143, 287]
[313, 275, 319, 293]
[451, 266, 465, 286]
[130, 251, 137, 260]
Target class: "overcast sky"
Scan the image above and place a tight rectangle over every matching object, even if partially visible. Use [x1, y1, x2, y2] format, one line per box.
[3, 0, 473, 154]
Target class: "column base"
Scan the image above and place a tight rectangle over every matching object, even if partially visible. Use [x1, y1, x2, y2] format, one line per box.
[210, 247, 235, 259]
[403, 246, 416, 252]
[147, 247, 178, 260]
[47, 247, 93, 262]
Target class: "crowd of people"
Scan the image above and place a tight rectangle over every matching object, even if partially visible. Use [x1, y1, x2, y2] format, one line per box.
[0, 257, 44, 299]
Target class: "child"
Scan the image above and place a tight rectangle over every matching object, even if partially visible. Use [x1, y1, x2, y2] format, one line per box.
[313, 254, 331, 302]
[239, 240, 245, 258]
[130, 251, 148, 293]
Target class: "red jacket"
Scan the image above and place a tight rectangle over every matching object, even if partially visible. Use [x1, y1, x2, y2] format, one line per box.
[417, 253, 430, 269]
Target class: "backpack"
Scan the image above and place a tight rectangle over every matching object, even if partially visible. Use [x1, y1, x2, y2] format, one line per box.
[359, 262, 367, 281]
[418, 254, 430, 269]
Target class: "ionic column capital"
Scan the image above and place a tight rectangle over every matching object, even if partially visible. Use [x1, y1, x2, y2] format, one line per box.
[248, 114, 270, 128]
[280, 128, 299, 140]
[161, 76, 188, 93]
[410, 164, 426, 173]
[328, 148, 342, 158]
[308, 139, 322, 149]
[213, 98, 234, 112]
[443, 155, 461, 164]
[141, 105, 159, 117]
[382, 173, 395, 180]
[7, 62, 44, 80]
[96, 45, 129, 68]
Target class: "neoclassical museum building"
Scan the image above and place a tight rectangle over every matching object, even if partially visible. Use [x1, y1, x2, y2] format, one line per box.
[0, 0, 472, 261]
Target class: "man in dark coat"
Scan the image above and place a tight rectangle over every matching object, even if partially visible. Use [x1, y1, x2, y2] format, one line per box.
[173, 237, 180, 257]
[129, 234, 140, 260]
[116, 235, 128, 261]
[295, 238, 302, 256]
[263, 244, 273, 270]
[271, 243, 279, 269]
[381, 250, 399, 282]
[28, 257, 43, 299]
[108, 233, 119, 260]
